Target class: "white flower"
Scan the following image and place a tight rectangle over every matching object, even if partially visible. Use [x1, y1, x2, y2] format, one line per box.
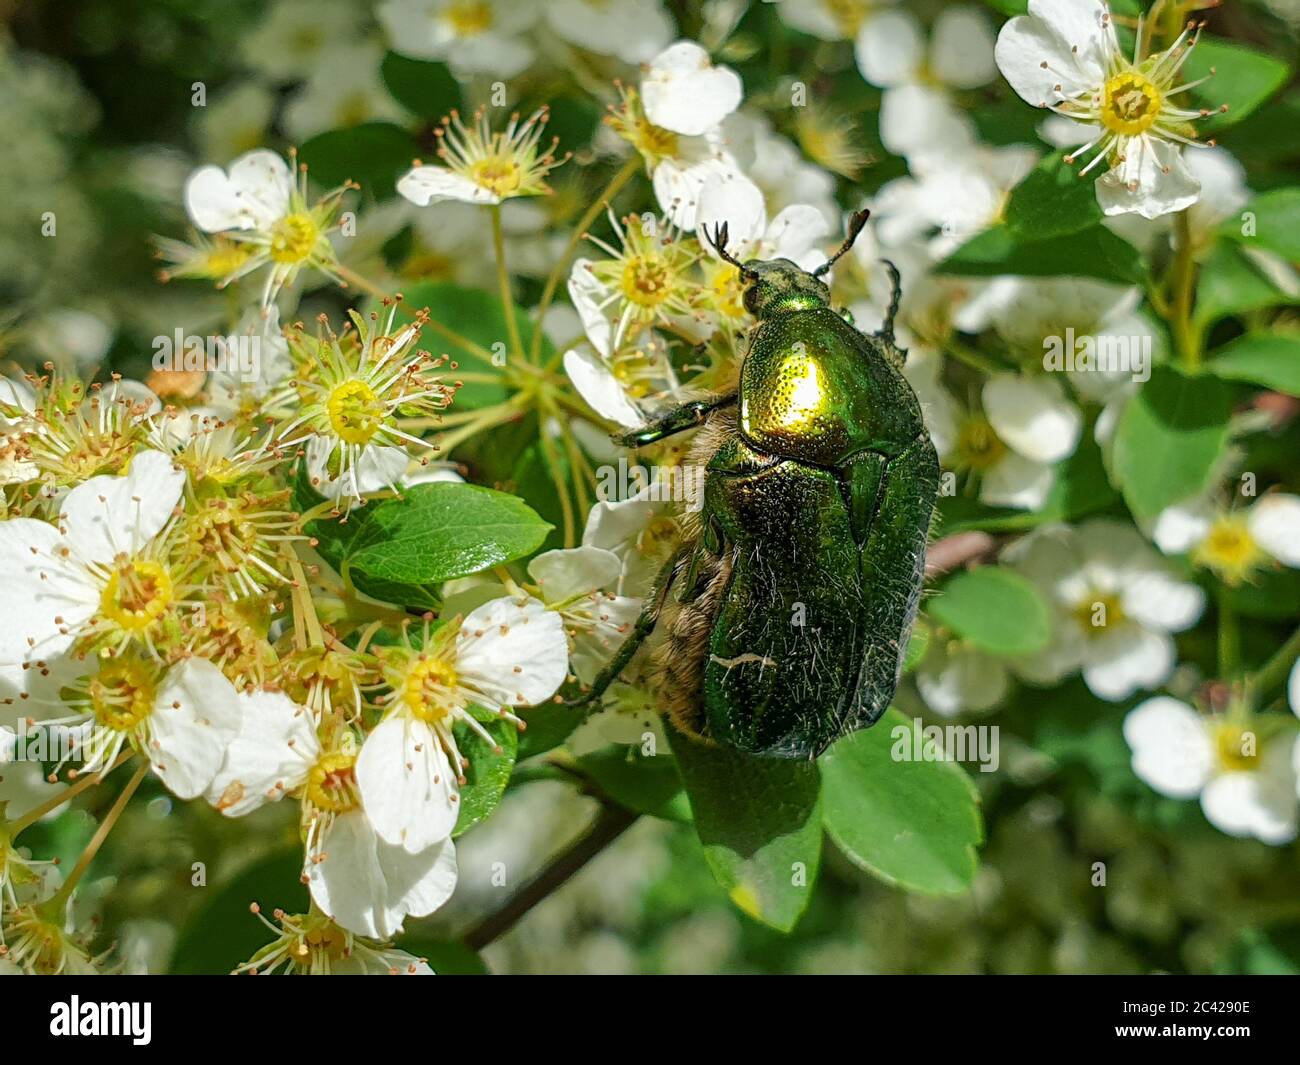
[916, 640, 1009, 717]
[995, 0, 1210, 219]
[356, 597, 568, 854]
[582, 488, 678, 598]
[859, 5, 995, 162]
[241, 0, 362, 80]
[1007, 519, 1205, 700]
[695, 173, 831, 274]
[183, 149, 347, 306]
[397, 108, 565, 208]
[1152, 492, 1300, 584]
[562, 343, 647, 428]
[543, 0, 673, 64]
[719, 112, 840, 229]
[1124, 696, 1299, 844]
[528, 546, 642, 686]
[378, 0, 540, 78]
[238, 909, 438, 974]
[642, 41, 743, 137]
[282, 44, 404, 142]
[946, 375, 1081, 511]
[205, 689, 321, 817]
[0, 450, 185, 675]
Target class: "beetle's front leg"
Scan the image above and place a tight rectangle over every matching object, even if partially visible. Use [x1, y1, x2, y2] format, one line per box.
[565, 544, 688, 710]
[615, 392, 737, 449]
[844, 431, 939, 731]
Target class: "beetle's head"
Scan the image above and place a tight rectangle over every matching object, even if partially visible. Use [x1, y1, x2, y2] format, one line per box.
[705, 209, 871, 320]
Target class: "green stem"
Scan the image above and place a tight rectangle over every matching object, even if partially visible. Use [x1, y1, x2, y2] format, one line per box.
[1248, 623, 1300, 702]
[42, 760, 149, 916]
[1217, 586, 1240, 681]
[1170, 210, 1201, 370]
[7, 752, 134, 836]
[529, 157, 640, 363]
[490, 204, 526, 364]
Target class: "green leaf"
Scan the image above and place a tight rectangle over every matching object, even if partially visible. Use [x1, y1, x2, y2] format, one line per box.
[298, 122, 419, 199]
[1214, 927, 1300, 975]
[1206, 333, 1300, 396]
[171, 849, 307, 974]
[380, 53, 461, 119]
[1112, 365, 1233, 521]
[1195, 241, 1291, 326]
[516, 699, 584, 759]
[577, 746, 692, 823]
[935, 223, 1147, 286]
[345, 481, 552, 586]
[669, 730, 822, 932]
[1224, 186, 1300, 262]
[820, 709, 983, 896]
[1183, 40, 1290, 133]
[1005, 152, 1102, 238]
[453, 716, 518, 838]
[928, 566, 1051, 656]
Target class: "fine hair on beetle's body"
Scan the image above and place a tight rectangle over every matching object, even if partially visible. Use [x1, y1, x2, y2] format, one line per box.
[572, 208, 940, 760]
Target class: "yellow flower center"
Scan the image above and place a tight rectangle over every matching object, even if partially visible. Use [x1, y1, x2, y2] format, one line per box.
[1213, 723, 1260, 773]
[955, 417, 1007, 473]
[1192, 514, 1266, 586]
[89, 657, 156, 732]
[205, 240, 254, 276]
[99, 560, 174, 634]
[401, 656, 459, 723]
[445, 0, 493, 36]
[631, 118, 679, 162]
[470, 155, 522, 197]
[326, 379, 384, 445]
[306, 753, 360, 813]
[621, 254, 674, 309]
[269, 212, 320, 264]
[1073, 592, 1124, 635]
[1100, 72, 1163, 136]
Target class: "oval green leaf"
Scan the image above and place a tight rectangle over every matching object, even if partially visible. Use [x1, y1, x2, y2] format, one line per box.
[928, 566, 1051, 656]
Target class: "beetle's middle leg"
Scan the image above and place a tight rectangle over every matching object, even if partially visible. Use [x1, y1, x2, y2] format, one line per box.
[614, 392, 737, 448]
[565, 545, 689, 710]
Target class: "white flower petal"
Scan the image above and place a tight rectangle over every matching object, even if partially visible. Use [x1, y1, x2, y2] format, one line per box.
[1122, 568, 1205, 632]
[1096, 137, 1200, 221]
[1083, 625, 1173, 701]
[528, 546, 622, 604]
[206, 690, 320, 817]
[184, 149, 292, 232]
[1248, 494, 1300, 567]
[455, 596, 569, 708]
[916, 644, 1008, 717]
[652, 153, 741, 233]
[149, 659, 244, 800]
[642, 41, 742, 136]
[397, 165, 498, 207]
[563, 345, 642, 427]
[58, 450, 184, 564]
[879, 83, 975, 161]
[983, 375, 1082, 464]
[1123, 696, 1213, 798]
[696, 171, 767, 252]
[1151, 496, 1215, 554]
[1200, 746, 1298, 844]
[854, 9, 923, 88]
[980, 451, 1055, 510]
[356, 716, 458, 853]
[930, 5, 996, 89]
[0, 519, 96, 666]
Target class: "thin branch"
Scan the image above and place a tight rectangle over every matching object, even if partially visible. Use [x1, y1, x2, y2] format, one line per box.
[463, 801, 638, 951]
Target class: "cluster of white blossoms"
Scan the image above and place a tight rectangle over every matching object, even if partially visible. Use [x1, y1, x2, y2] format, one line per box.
[0, 276, 585, 972]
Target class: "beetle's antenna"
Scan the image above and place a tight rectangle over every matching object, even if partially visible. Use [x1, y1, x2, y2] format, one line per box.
[874, 258, 905, 358]
[813, 209, 871, 278]
[706, 222, 757, 282]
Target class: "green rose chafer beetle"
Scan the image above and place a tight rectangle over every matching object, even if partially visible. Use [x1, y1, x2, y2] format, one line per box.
[578, 210, 939, 760]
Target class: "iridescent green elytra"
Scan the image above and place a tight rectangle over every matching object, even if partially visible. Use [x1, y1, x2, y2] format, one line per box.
[579, 210, 939, 759]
